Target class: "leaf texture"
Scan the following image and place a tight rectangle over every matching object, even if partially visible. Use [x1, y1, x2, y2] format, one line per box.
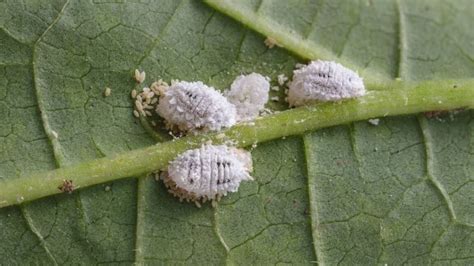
[0, 0, 473, 264]
[206, 0, 474, 264]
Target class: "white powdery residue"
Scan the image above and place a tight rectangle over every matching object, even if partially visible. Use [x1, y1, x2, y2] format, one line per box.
[277, 74, 288, 86]
[368, 118, 380, 126]
[225, 73, 270, 122]
[295, 63, 306, 69]
[288, 60, 365, 106]
[156, 81, 237, 132]
[216, 133, 226, 139]
[260, 107, 273, 116]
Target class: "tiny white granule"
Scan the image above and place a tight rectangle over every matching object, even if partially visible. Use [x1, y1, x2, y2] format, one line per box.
[277, 74, 288, 86]
[134, 69, 146, 83]
[104, 87, 111, 97]
[133, 110, 140, 117]
[295, 63, 306, 69]
[271, 86, 280, 92]
[225, 73, 270, 121]
[131, 89, 137, 99]
[288, 60, 365, 106]
[264, 37, 280, 48]
[156, 81, 237, 132]
[164, 144, 253, 204]
[368, 118, 380, 126]
[104, 186, 111, 192]
[271, 96, 279, 102]
[51, 130, 58, 139]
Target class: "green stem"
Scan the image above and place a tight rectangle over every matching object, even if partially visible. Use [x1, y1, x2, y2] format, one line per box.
[1, 79, 473, 208]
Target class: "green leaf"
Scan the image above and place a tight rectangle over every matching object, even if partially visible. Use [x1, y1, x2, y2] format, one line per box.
[0, 1, 472, 265]
[206, 0, 474, 264]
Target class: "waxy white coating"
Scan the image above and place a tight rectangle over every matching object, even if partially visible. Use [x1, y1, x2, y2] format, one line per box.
[288, 60, 365, 106]
[156, 81, 237, 132]
[168, 145, 253, 199]
[225, 73, 270, 121]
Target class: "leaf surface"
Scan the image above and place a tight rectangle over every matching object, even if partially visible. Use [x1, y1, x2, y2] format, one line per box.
[0, 0, 473, 264]
[205, 0, 474, 264]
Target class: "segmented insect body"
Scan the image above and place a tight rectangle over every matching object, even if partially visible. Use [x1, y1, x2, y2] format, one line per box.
[165, 145, 253, 201]
[225, 73, 270, 121]
[156, 81, 237, 132]
[288, 60, 365, 106]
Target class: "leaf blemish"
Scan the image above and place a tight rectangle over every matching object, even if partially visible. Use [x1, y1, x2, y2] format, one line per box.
[58, 179, 75, 194]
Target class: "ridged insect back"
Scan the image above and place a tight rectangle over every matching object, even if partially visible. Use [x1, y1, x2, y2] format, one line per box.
[165, 145, 253, 205]
[156, 81, 237, 132]
[288, 60, 365, 106]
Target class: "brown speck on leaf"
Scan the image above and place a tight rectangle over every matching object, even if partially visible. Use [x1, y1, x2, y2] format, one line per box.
[424, 110, 445, 119]
[58, 179, 74, 194]
[424, 108, 465, 120]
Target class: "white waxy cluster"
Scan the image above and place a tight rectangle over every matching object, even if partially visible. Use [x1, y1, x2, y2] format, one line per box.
[157, 81, 237, 132]
[164, 144, 253, 204]
[288, 60, 365, 106]
[225, 73, 270, 121]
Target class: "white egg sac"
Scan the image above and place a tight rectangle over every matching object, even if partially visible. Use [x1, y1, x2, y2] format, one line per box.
[166, 145, 253, 200]
[156, 81, 237, 132]
[225, 73, 270, 121]
[288, 60, 365, 106]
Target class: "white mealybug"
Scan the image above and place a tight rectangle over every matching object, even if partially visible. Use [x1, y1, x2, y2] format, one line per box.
[225, 73, 270, 121]
[156, 81, 237, 132]
[288, 60, 365, 106]
[162, 144, 253, 206]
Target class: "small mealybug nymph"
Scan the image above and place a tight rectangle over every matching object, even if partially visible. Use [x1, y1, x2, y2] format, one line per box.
[156, 81, 237, 132]
[162, 144, 253, 207]
[288, 60, 365, 106]
[225, 73, 270, 121]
